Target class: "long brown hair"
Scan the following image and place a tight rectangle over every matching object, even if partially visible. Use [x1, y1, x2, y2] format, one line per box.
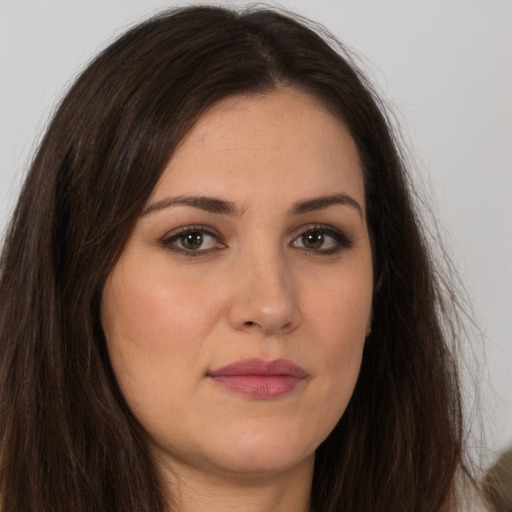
[0, 6, 473, 511]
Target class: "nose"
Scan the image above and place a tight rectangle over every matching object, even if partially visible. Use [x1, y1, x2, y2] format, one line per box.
[227, 250, 301, 336]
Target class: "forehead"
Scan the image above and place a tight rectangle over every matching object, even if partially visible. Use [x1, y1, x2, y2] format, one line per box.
[151, 87, 364, 207]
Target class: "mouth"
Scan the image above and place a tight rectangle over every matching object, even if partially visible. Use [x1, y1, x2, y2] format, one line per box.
[207, 358, 308, 399]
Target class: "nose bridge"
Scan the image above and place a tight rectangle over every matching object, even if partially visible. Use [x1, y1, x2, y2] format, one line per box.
[228, 239, 300, 335]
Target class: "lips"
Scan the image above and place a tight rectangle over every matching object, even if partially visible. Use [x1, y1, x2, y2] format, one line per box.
[207, 358, 308, 399]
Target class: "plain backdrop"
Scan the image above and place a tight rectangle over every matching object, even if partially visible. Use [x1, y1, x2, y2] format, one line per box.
[1, 0, 511, 462]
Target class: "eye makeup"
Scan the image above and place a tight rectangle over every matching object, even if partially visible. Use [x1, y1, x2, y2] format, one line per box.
[160, 224, 226, 257]
[290, 224, 353, 255]
[160, 222, 353, 258]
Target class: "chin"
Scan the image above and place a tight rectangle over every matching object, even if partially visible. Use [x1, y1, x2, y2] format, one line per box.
[198, 422, 321, 477]
[209, 447, 314, 479]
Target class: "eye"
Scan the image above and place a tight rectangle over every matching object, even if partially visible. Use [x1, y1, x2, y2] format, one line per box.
[291, 226, 352, 254]
[161, 226, 224, 255]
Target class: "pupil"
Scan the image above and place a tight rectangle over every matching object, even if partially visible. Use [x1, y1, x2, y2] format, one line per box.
[303, 231, 323, 249]
[183, 232, 203, 249]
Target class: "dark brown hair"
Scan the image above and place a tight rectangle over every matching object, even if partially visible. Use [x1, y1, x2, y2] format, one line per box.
[0, 5, 473, 511]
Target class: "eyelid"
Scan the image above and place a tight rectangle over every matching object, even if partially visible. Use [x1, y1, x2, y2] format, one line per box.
[160, 225, 225, 256]
[290, 223, 353, 253]
[159, 222, 353, 257]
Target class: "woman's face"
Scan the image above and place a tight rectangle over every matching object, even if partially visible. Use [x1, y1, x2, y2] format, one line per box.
[101, 88, 373, 480]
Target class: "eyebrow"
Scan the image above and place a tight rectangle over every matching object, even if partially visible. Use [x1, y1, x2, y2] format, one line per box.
[290, 194, 363, 217]
[142, 193, 362, 218]
[142, 195, 242, 216]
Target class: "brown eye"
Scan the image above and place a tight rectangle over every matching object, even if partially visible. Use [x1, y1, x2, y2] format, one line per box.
[163, 228, 221, 254]
[291, 226, 353, 254]
[181, 232, 204, 250]
[301, 231, 324, 250]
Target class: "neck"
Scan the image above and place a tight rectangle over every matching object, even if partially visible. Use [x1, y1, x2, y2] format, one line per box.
[157, 453, 314, 512]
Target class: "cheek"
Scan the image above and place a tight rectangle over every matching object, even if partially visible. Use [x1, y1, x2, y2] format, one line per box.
[303, 258, 372, 344]
[314, 307, 366, 400]
[302, 265, 371, 415]
[101, 261, 220, 359]
[99, 262, 221, 419]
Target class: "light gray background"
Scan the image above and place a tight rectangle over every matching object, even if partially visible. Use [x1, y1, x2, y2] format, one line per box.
[1, 0, 511, 462]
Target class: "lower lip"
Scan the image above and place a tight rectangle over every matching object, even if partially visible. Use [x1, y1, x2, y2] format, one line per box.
[209, 375, 304, 399]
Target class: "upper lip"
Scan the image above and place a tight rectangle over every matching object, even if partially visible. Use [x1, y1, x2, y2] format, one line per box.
[208, 358, 308, 378]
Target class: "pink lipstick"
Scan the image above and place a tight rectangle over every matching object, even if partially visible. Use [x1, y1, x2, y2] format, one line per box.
[207, 358, 307, 399]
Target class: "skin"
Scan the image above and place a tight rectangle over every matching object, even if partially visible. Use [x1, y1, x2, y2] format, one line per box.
[101, 87, 373, 512]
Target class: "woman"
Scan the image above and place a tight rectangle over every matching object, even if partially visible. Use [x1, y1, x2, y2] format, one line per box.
[0, 5, 479, 511]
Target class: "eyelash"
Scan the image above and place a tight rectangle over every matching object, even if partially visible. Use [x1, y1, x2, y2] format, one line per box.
[291, 224, 353, 255]
[160, 224, 353, 257]
[160, 225, 224, 256]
